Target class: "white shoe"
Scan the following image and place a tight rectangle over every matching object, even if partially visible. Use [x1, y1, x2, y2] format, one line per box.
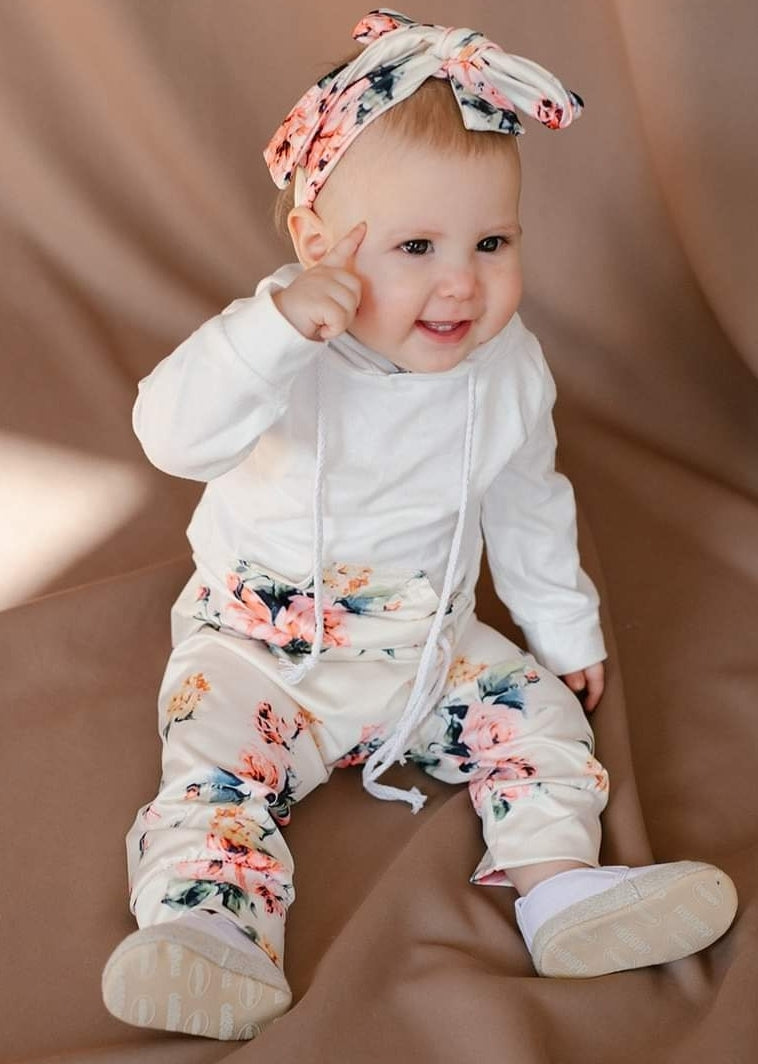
[102, 911, 292, 1040]
[517, 862, 738, 978]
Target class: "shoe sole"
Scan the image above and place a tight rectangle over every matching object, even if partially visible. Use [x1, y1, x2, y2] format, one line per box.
[532, 861, 738, 978]
[102, 924, 292, 1040]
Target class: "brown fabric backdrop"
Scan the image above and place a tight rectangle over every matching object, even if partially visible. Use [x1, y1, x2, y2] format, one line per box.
[2, 2, 757, 1062]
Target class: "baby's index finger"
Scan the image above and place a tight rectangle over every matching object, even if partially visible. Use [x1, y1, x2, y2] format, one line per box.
[322, 222, 367, 267]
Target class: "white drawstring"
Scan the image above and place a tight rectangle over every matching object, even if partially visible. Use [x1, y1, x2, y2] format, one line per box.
[281, 359, 479, 816]
[362, 367, 478, 812]
[278, 358, 326, 684]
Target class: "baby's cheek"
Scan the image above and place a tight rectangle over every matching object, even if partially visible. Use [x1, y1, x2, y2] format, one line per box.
[378, 275, 419, 318]
[355, 275, 395, 321]
[353, 262, 419, 339]
[352, 266, 376, 312]
[348, 290, 386, 348]
[490, 273, 522, 327]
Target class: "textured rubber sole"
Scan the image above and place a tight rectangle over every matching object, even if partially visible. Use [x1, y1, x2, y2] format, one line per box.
[532, 861, 738, 978]
[102, 924, 292, 1040]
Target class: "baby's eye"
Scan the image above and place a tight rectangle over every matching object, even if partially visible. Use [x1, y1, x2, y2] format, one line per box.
[477, 235, 508, 253]
[399, 239, 432, 255]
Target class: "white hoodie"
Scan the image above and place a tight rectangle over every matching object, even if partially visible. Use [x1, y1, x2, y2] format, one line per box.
[133, 265, 606, 679]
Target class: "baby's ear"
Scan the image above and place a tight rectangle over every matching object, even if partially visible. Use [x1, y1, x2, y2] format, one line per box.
[287, 206, 331, 267]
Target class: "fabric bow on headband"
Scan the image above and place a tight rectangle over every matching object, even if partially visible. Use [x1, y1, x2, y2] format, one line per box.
[264, 8, 584, 208]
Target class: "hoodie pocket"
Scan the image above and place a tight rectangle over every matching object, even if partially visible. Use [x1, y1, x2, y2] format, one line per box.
[191, 561, 445, 658]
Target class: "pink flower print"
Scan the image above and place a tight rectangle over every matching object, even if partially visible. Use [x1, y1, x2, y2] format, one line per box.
[253, 881, 288, 919]
[334, 724, 384, 768]
[196, 585, 210, 602]
[179, 813, 292, 893]
[447, 47, 518, 115]
[469, 757, 536, 816]
[179, 811, 290, 890]
[253, 700, 290, 747]
[352, 10, 405, 43]
[209, 807, 269, 853]
[469, 774, 496, 816]
[213, 844, 286, 881]
[238, 746, 283, 794]
[224, 574, 350, 650]
[535, 97, 565, 130]
[206, 839, 286, 877]
[460, 701, 522, 758]
[177, 854, 279, 895]
[275, 594, 350, 649]
[302, 78, 370, 177]
[523, 668, 540, 684]
[264, 81, 325, 184]
[303, 121, 350, 187]
[223, 578, 292, 646]
[293, 705, 321, 732]
[584, 756, 609, 793]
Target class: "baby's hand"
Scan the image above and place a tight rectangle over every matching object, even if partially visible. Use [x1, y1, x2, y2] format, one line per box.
[561, 661, 605, 712]
[273, 222, 366, 342]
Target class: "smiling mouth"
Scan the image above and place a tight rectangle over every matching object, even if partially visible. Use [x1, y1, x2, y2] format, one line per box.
[416, 320, 472, 342]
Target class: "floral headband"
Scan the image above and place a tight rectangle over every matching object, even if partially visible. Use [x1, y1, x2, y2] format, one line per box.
[263, 8, 584, 208]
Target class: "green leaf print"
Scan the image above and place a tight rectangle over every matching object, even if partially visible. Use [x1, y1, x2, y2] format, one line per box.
[161, 879, 252, 919]
[338, 586, 403, 614]
[477, 662, 531, 710]
[162, 880, 216, 910]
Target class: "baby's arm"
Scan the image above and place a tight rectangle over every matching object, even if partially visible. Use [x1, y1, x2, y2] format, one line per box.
[133, 224, 365, 481]
[481, 338, 607, 695]
[133, 289, 323, 481]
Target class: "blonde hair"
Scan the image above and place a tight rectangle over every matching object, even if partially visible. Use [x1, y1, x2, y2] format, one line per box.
[272, 56, 518, 237]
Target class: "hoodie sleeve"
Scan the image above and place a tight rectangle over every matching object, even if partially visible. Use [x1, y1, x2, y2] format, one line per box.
[480, 339, 607, 676]
[132, 281, 322, 481]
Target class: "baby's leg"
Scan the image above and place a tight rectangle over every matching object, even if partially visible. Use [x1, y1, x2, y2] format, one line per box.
[103, 629, 328, 1039]
[411, 619, 607, 878]
[409, 618, 737, 977]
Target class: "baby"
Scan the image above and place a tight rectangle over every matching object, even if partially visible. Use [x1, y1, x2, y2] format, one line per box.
[102, 8, 737, 1043]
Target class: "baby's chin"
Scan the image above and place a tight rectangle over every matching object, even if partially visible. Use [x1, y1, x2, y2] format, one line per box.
[347, 320, 486, 373]
[392, 346, 476, 374]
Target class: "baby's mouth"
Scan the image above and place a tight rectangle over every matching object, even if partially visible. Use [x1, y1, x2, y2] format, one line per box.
[416, 320, 472, 343]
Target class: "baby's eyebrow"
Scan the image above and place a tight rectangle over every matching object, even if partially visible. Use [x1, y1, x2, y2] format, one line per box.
[487, 222, 523, 237]
[387, 229, 445, 240]
[386, 223, 523, 241]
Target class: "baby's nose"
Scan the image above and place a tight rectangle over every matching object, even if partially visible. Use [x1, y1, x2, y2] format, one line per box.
[437, 262, 477, 300]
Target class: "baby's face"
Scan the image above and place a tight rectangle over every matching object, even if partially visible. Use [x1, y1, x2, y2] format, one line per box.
[310, 129, 522, 373]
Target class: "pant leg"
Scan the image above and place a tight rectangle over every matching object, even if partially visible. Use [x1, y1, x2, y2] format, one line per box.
[126, 628, 329, 970]
[407, 617, 609, 887]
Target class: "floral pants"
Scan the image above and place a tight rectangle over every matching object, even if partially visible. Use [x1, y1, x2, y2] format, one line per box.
[127, 606, 609, 973]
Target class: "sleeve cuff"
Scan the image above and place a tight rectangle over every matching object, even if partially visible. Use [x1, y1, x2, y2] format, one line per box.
[520, 620, 608, 676]
[220, 289, 323, 390]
